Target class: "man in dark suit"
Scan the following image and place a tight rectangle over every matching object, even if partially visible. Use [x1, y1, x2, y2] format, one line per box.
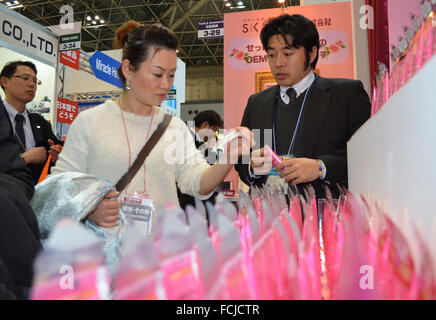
[177, 110, 223, 210]
[235, 14, 371, 199]
[0, 61, 63, 185]
[0, 97, 41, 299]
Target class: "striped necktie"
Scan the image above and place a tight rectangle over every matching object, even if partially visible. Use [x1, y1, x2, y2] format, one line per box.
[15, 113, 26, 151]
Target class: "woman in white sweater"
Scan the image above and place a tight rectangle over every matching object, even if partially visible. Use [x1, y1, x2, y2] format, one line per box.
[52, 21, 253, 228]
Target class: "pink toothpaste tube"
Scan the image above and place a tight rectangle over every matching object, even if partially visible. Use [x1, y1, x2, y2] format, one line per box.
[264, 145, 283, 167]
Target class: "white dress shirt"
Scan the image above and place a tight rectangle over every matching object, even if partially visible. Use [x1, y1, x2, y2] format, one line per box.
[279, 71, 316, 104]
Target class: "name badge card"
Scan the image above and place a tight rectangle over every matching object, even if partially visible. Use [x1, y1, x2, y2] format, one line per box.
[121, 193, 154, 235]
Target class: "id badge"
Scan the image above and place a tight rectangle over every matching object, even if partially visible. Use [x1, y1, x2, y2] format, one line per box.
[120, 193, 154, 235]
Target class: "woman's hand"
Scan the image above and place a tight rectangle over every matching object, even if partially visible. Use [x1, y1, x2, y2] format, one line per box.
[87, 190, 120, 228]
[221, 127, 254, 164]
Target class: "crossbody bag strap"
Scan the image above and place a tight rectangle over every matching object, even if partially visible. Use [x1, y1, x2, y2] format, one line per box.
[115, 114, 172, 192]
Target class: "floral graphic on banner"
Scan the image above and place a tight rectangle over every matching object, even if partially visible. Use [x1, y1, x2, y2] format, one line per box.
[228, 31, 349, 71]
[316, 30, 349, 65]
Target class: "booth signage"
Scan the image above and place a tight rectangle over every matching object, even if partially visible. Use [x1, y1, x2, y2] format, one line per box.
[0, 7, 58, 66]
[56, 97, 78, 124]
[198, 20, 224, 39]
[60, 49, 80, 70]
[59, 33, 81, 51]
[89, 51, 123, 88]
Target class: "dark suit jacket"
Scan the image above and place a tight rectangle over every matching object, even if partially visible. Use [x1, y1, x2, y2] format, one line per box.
[0, 98, 41, 299]
[235, 74, 371, 198]
[0, 101, 63, 184]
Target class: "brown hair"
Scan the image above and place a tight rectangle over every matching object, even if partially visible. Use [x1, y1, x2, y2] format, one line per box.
[114, 20, 179, 88]
[113, 20, 142, 50]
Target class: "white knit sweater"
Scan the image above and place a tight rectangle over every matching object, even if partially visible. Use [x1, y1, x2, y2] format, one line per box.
[51, 100, 213, 207]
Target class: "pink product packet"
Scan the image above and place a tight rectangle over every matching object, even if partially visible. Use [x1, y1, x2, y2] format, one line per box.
[251, 197, 264, 234]
[249, 237, 274, 300]
[289, 196, 303, 235]
[221, 251, 256, 300]
[382, 217, 417, 300]
[31, 266, 110, 300]
[270, 225, 296, 300]
[411, 26, 425, 76]
[260, 230, 283, 300]
[413, 226, 436, 300]
[161, 249, 204, 300]
[278, 215, 300, 264]
[423, 18, 434, 63]
[114, 270, 166, 300]
[297, 236, 322, 300]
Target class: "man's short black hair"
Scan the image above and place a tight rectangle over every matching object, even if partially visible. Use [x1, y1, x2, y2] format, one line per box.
[194, 110, 223, 129]
[260, 14, 320, 70]
[0, 61, 38, 91]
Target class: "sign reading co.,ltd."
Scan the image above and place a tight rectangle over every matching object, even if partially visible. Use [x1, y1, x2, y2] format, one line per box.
[0, 6, 58, 66]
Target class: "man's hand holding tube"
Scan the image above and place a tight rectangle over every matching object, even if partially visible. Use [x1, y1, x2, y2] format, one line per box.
[276, 158, 321, 185]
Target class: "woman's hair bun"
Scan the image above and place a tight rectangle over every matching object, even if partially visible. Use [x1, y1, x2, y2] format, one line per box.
[114, 20, 143, 49]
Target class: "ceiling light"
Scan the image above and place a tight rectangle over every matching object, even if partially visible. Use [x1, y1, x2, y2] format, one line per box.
[95, 15, 99, 20]
[87, 16, 91, 21]
[237, 1, 243, 5]
[13, 0, 19, 4]
[100, 19, 104, 24]
[5, 1, 11, 5]
[278, 0, 285, 3]
[225, 2, 231, 6]
[92, 20, 97, 25]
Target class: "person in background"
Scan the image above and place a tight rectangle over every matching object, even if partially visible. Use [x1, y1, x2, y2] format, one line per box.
[51, 21, 253, 228]
[0, 61, 63, 185]
[191, 110, 223, 164]
[235, 14, 371, 199]
[177, 110, 224, 211]
[0, 97, 41, 300]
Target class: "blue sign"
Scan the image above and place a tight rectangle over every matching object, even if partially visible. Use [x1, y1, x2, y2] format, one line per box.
[89, 51, 123, 88]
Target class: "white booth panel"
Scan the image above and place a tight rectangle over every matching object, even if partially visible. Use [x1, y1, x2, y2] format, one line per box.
[348, 56, 436, 265]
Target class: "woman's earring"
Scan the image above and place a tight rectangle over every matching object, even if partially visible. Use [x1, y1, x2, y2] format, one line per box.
[126, 80, 131, 91]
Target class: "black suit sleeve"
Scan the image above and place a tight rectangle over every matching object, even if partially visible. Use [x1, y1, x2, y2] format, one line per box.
[0, 107, 34, 201]
[32, 114, 63, 150]
[318, 80, 371, 184]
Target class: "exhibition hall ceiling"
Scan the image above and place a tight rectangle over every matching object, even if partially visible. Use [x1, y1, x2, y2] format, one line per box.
[7, 0, 300, 67]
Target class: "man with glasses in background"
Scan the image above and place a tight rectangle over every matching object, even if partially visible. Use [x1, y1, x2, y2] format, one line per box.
[0, 61, 63, 185]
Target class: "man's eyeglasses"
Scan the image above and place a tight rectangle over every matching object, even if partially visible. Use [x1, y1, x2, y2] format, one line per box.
[12, 74, 42, 86]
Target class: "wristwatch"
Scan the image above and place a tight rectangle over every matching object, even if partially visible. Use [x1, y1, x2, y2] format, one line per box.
[317, 159, 327, 180]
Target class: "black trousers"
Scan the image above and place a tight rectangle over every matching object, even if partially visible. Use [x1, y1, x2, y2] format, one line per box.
[0, 176, 41, 300]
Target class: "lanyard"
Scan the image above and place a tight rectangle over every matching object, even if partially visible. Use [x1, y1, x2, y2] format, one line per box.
[272, 82, 314, 157]
[119, 101, 154, 194]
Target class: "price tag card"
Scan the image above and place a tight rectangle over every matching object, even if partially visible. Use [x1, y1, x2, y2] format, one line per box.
[121, 194, 154, 235]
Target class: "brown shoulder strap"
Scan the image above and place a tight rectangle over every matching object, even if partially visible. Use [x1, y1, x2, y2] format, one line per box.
[115, 114, 172, 192]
